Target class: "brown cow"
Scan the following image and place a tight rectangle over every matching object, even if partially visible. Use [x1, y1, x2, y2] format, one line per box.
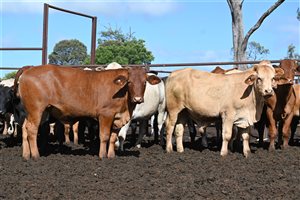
[211, 66, 238, 74]
[261, 60, 299, 150]
[17, 64, 160, 160]
[288, 84, 300, 145]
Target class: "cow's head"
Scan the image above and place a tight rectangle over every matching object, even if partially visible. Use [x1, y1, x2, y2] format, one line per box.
[274, 59, 299, 85]
[0, 86, 14, 115]
[113, 67, 161, 103]
[245, 61, 284, 98]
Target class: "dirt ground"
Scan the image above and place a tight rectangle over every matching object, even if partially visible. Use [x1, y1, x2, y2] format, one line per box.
[0, 125, 299, 200]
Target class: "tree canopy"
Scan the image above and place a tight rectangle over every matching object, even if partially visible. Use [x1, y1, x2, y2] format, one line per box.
[94, 27, 154, 65]
[49, 39, 88, 65]
[286, 44, 300, 59]
[247, 41, 269, 61]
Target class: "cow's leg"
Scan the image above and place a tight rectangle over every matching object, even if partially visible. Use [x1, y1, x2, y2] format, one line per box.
[98, 116, 114, 159]
[108, 131, 118, 158]
[238, 127, 251, 158]
[7, 114, 15, 135]
[266, 108, 277, 151]
[2, 120, 8, 135]
[72, 121, 79, 145]
[255, 105, 267, 147]
[63, 123, 71, 144]
[289, 117, 299, 145]
[22, 119, 30, 160]
[49, 122, 55, 135]
[215, 120, 222, 148]
[174, 123, 184, 152]
[115, 121, 131, 151]
[156, 109, 166, 146]
[13, 122, 18, 137]
[282, 113, 293, 149]
[130, 121, 138, 144]
[174, 113, 187, 153]
[136, 119, 148, 148]
[23, 115, 40, 160]
[199, 126, 208, 148]
[165, 113, 177, 153]
[187, 119, 197, 143]
[220, 114, 234, 157]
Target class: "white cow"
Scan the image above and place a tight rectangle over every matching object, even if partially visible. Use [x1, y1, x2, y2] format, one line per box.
[0, 78, 14, 87]
[165, 61, 283, 158]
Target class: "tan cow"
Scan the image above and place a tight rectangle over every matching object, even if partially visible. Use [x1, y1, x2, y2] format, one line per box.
[165, 62, 283, 158]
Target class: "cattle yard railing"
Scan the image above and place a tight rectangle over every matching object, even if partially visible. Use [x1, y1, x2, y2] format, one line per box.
[0, 59, 300, 73]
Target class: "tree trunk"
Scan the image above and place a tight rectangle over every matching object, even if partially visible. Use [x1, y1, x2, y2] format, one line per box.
[227, 0, 285, 70]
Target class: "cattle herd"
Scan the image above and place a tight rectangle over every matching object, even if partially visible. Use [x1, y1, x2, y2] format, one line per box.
[0, 59, 300, 161]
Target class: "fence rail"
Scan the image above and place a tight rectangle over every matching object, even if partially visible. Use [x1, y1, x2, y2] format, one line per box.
[1, 59, 299, 71]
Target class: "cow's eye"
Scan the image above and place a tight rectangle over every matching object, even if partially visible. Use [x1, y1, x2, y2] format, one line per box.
[257, 77, 262, 82]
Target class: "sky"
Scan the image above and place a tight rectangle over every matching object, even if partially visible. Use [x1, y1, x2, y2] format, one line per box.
[0, 0, 299, 77]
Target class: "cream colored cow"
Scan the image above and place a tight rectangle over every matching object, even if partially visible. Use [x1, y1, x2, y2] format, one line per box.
[165, 62, 283, 158]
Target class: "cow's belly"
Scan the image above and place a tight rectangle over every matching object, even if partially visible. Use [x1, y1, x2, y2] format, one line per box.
[131, 101, 159, 120]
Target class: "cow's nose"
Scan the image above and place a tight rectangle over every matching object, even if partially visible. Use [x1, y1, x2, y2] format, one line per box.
[133, 97, 144, 103]
[264, 89, 273, 96]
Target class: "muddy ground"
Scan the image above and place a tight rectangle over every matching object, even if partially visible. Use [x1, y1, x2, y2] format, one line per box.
[0, 125, 299, 200]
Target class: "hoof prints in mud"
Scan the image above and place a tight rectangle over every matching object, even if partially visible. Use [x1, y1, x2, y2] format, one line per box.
[0, 133, 300, 200]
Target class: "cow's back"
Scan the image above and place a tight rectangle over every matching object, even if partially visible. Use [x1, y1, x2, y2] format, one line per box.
[18, 65, 128, 119]
[166, 68, 255, 119]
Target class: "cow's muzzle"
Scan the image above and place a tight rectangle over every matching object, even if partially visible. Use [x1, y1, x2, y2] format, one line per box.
[132, 97, 144, 103]
[263, 89, 274, 98]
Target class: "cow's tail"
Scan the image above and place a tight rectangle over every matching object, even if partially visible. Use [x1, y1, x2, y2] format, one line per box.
[13, 66, 32, 97]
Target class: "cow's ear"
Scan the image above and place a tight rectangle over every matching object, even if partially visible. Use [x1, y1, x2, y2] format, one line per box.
[147, 75, 161, 85]
[275, 68, 284, 77]
[245, 74, 257, 85]
[113, 75, 128, 86]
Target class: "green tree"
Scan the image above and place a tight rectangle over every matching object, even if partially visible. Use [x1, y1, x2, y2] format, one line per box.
[1, 71, 17, 81]
[49, 39, 88, 65]
[95, 26, 154, 65]
[297, 8, 300, 21]
[247, 41, 270, 61]
[286, 44, 300, 59]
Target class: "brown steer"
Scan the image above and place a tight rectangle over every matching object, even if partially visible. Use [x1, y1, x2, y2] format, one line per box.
[262, 60, 300, 150]
[17, 64, 160, 160]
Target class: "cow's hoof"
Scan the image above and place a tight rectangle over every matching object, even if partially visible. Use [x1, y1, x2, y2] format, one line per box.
[176, 146, 184, 153]
[166, 145, 173, 153]
[243, 151, 251, 158]
[220, 150, 228, 157]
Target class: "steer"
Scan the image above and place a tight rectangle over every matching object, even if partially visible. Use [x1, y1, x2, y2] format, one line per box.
[256, 59, 300, 150]
[165, 61, 283, 158]
[289, 84, 300, 145]
[105, 63, 166, 150]
[17, 64, 160, 160]
[115, 72, 166, 150]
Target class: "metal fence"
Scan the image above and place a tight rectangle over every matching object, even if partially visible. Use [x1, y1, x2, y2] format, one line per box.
[0, 3, 97, 67]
